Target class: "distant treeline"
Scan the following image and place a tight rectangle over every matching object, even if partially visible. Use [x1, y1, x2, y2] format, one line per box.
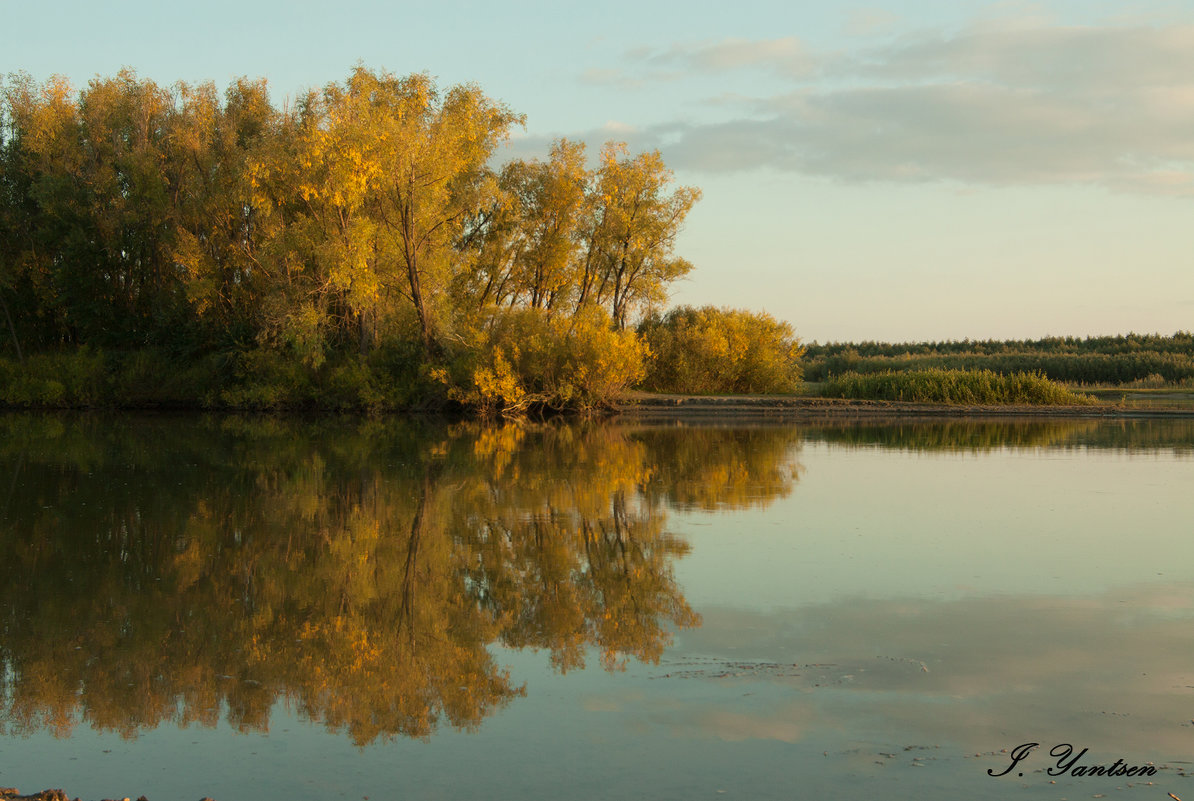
[803, 333, 1194, 384]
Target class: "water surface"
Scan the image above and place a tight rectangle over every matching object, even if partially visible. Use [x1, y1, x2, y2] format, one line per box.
[1, 415, 1191, 799]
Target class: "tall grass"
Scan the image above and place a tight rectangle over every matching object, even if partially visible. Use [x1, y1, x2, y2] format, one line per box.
[822, 369, 1095, 406]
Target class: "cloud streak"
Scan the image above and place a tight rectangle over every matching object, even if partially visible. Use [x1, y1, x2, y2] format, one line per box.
[643, 36, 819, 79]
[591, 21, 1194, 194]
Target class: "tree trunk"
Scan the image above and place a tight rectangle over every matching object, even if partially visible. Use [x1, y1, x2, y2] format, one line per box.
[0, 290, 23, 364]
[358, 308, 372, 358]
[406, 256, 434, 351]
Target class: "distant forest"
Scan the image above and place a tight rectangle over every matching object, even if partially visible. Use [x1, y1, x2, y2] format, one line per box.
[803, 333, 1194, 384]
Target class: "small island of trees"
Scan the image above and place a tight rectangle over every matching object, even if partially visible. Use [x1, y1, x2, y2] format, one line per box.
[0, 66, 808, 412]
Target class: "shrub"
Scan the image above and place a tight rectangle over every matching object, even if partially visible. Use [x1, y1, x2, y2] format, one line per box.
[637, 306, 803, 394]
[443, 306, 647, 415]
[219, 348, 315, 409]
[0, 348, 106, 407]
[108, 349, 231, 407]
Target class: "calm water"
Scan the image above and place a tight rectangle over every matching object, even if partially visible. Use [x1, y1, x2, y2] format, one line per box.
[1, 414, 1192, 800]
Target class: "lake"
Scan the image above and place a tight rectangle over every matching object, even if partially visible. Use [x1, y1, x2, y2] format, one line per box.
[1, 414, 1192, 800]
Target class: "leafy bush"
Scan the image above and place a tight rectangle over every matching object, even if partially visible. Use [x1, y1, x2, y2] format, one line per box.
[219, 348, 315, 409]
[822, 369, 1095, 406]
[108, 349, 231, 407]
[637, 306, 803, 394]
[441, 306, 647, 415]
[0, 348, 105, 407]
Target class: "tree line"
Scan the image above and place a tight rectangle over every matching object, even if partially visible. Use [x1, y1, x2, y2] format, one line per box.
[803, 333, 1194, 385]
[805, 333, 1194, 359]
[0, 67, 736, 410]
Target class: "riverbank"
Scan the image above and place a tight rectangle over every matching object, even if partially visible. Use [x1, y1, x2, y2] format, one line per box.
[0, 791, 172, 801]
[613, 391, 1194, 422]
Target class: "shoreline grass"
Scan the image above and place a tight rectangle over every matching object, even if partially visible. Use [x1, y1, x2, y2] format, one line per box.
[821, 369, 1095, 406]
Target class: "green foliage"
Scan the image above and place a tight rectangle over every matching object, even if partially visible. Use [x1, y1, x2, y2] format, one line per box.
[0, 347, 105, 406]
[638, 306, 803, 394]
[0, 360, 64, 405]
[822, 369, 1095, 406]
[218, 348, 314, 409]
[108, 349, 231, 407]
[803, 333, 1194, 385]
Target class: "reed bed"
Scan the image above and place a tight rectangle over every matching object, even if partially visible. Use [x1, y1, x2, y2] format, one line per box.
[822, 369, 1095, 406]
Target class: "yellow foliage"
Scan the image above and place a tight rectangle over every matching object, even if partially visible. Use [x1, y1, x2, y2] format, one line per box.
[453, 305, 646, 415]
[639, 305, 803, 395]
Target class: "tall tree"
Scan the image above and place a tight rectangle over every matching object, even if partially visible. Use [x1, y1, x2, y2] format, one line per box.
[577, 142, 700, 329]
[0, 86, 29, 360]
[502, 138, 589, 311]
[74, 70, 184, 343]
[457, 138, 588, 314]
[169, 77, 276, 349]
[5, 70, 191, 346]
[252, 68, 522, 356]
[364, 70, 522, 350]
[3, 73, 86, 346]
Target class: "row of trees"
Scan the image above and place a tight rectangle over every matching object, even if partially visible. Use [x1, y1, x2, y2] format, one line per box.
[804, 347, 1194, 384]
[0, 68, 703, 407]
[803, 333, 1194, 360]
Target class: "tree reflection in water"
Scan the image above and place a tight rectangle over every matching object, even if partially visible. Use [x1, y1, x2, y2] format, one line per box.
[0, 416, 801, 744]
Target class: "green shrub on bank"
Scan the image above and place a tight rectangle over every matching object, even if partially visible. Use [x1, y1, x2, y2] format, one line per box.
[109, 350, 230, 406]
[0, 348, 105, 407]
[0, 320, 644, 414]
[822, 369, 1095, 406]
[637, 306, 803, 394]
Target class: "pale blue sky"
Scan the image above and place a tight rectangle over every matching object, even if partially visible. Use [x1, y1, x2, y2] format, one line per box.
[4, 0, 1193, 342]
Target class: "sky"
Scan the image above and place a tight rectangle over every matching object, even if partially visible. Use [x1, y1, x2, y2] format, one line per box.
[4, 0, 1193, 343]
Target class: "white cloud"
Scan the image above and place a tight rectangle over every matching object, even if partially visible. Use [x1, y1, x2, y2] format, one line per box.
[843, 8, 902, 38]
[602, 22, 1194, 194]
[860, 21, 1194, 91]
[577, 67, 645, 90]
[647, 37, 820, 79]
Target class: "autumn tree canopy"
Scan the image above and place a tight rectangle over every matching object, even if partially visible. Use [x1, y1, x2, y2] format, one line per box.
[0, 67, 705, 410]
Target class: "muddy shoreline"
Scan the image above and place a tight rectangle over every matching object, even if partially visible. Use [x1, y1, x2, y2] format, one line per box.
[612, 392, 1194, 422]
[0, 792, 188, 801]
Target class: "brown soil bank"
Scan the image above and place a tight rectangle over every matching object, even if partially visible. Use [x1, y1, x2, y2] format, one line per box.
[612, 392, 1194, 422]
[0, 792, 211, 801]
